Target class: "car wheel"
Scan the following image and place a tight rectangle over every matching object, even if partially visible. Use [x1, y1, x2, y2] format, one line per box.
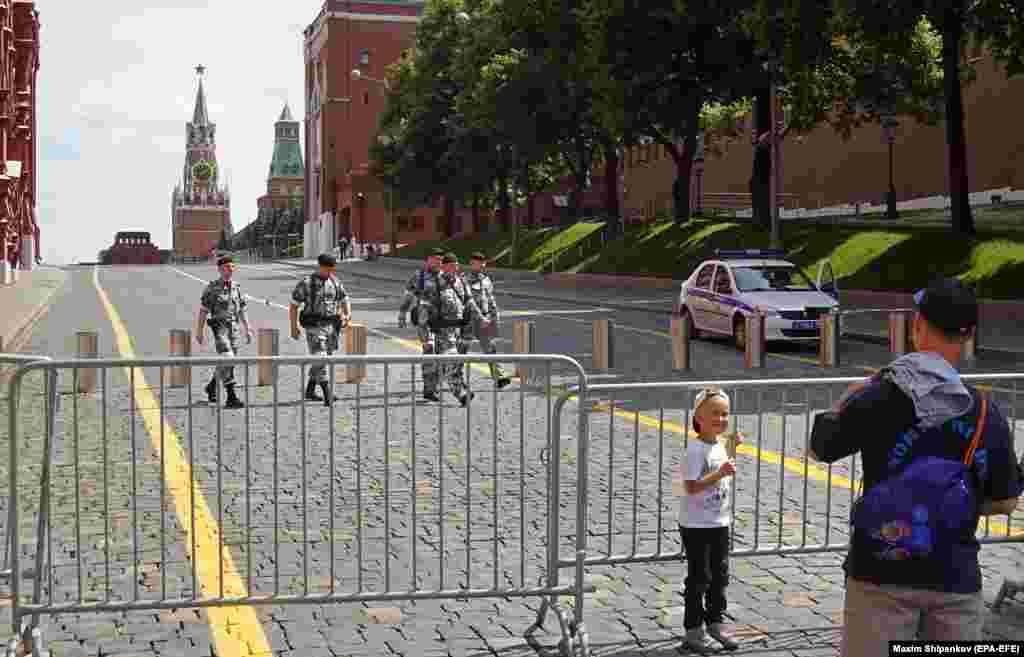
[734, 315, 746, 351]
[681, 308, 701, 339]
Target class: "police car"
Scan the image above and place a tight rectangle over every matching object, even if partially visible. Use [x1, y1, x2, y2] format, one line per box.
[678, 249, 840, 349]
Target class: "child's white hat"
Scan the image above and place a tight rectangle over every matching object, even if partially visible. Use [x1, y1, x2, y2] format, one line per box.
[694, 387, 730, 411]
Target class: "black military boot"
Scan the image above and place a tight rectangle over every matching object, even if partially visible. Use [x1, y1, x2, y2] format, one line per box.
[224, 385, 245, 409]
[305, 379, 323, 402]
[423, 390, 441, 403]
[205, 376, 218, 403]
[319, 382, 339, 406]
[459, 391, 475, 407]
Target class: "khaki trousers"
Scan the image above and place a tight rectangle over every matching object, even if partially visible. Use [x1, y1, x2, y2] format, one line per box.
[841, 577, 984, 656]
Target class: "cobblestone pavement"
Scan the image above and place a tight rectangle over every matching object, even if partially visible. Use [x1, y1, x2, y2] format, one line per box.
[0, 263, 1020, 657]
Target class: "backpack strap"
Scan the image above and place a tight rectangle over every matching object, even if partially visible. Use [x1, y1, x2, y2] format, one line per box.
[963, 395, 988, 466]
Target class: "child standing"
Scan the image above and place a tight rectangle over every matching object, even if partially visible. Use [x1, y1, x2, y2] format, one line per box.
[679, 387, 740, 652]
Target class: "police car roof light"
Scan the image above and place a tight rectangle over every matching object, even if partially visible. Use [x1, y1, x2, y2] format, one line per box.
[714, 249, 787, 260]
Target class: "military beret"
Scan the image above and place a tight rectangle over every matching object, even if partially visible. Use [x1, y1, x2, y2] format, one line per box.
[470, 252, 486, 261]
[318, 253, 338, 267]
[442, 252, 459, 264]
[216, 255, 234, 266]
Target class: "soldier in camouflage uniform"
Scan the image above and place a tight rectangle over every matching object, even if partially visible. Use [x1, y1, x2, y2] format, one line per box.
[398, 249, 444, 401]
[459, 252, 511, 388]
[434, 253, 490, 406]
[290, 253, 352, 405]
[196, 254, 254, 409]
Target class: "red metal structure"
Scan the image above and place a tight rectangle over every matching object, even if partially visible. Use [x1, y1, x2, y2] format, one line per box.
[0, 1, 40, 282]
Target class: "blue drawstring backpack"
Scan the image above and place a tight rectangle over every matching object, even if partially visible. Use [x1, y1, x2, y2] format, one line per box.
[851, 394, 988, 561]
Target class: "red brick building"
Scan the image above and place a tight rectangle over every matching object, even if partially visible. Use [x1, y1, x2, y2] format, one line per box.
[0, 1, 40, 283]
[103, 231, 162, 265]
[171, 67, 232, 259]
[303, 1, 430, 256]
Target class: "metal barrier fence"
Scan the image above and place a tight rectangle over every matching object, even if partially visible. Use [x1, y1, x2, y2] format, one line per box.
[5, 353, 589, 657]
[549, 373, 1024, 654]
[5, 355, 1023, 657]
[1, 354, 53, 577]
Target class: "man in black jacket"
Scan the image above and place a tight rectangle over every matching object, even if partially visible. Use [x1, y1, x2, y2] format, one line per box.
[809, 278, 1020, 653]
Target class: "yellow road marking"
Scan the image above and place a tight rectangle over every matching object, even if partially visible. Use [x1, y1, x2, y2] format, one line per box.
[169, 266, 1018, 536]
[94, 267, 272, 657]
[549, 314, 862, 371]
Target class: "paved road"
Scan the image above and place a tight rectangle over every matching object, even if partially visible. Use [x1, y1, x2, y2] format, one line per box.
[0, 262, 1021, 657]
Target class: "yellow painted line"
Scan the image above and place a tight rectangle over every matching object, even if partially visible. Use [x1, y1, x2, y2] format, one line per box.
[549, 314, 864, 371]
[586, 393, 1022, 537]
[170, 266, 1018, 535]
[94, 267, 272, 657]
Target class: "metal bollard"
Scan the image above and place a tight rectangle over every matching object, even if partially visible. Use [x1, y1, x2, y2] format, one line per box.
[592, 318, 614, 370]
[512, 320, 535, 383]
[343, 323, 368, 383]
[962, 326, 978, 365]
[257, 328, 279, 386]
[819, 309, 840, 368]
[744, 311, 766, 368]
[671, 314, 691, 371]
[888, 311, 913, 356]
[75, 330, 99, 393]
[168, 329, 192, 387]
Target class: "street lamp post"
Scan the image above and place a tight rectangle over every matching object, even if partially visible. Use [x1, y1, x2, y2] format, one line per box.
[882, 115, 899, 219]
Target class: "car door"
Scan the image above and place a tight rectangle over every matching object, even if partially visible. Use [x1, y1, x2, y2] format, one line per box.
[711, 265, 737, 333]
[687, 263, 717, 330]
[816, 260, 840, 303]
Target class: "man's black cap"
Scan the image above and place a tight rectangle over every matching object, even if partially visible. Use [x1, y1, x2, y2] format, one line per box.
[318, 253, 338, 267]
[442, 252, 459, 264]
[914, 277, 978, 336]
[216, 255, 234, 266]
[470, 252, 486, 261]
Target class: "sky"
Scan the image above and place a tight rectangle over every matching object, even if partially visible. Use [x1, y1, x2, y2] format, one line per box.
[37, 0, 327, 264]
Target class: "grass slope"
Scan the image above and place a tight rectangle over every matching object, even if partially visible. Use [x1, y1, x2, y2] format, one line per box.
[389, 206, 1024, 300]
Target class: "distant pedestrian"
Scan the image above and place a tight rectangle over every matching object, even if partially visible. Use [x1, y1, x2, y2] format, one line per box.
[679, 387, 741, 652]
[196, 255, 253, 409]
[459, 252, 511, 388]
[290, 252, 351, 405]
[810, 277, 1022, 653]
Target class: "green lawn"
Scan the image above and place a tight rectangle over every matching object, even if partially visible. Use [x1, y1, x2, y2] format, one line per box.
[390, 222, 606, 271]
[387, 207, 1024, 301]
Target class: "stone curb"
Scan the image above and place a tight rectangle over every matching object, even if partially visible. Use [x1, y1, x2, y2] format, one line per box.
[1, 271, 68, 355]
[275, 261, 1024, 361]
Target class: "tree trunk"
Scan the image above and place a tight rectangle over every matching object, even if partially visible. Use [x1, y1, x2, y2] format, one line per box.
[603, 142, 622, 237]
[496, 176, 510, 231]
[472, 189, 481, 233]
[673, 98, 701, 225]
[751, 84, 772, 229]
[443, 196, 456, 238]
[571, 133, 588, 225]
[943, 6, 975, 236]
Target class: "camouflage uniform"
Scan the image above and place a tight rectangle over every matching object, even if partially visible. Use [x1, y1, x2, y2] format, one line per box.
[434, 271, 484, 400]
[398, 268, 443, 394]
[459, 270, 508, 384]
[292, 273, 348, 384]
[200, 278, 248, 387]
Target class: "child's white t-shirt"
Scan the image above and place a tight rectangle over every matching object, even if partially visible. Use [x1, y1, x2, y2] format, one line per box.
[678, 438, 732, 528]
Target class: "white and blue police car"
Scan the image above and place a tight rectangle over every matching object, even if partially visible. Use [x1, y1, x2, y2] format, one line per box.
[677, 249, 840, 349]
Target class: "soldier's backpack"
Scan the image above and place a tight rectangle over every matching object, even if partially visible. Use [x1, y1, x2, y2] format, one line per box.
[410, 270, 434, 326]
[299, 274, 332, 328]
[851, 389, 988, 562]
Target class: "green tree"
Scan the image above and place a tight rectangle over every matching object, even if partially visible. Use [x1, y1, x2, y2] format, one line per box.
[837, 0, 1024, 235]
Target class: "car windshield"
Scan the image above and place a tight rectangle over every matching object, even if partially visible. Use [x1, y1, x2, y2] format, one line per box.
[732, 266, 816, 292]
